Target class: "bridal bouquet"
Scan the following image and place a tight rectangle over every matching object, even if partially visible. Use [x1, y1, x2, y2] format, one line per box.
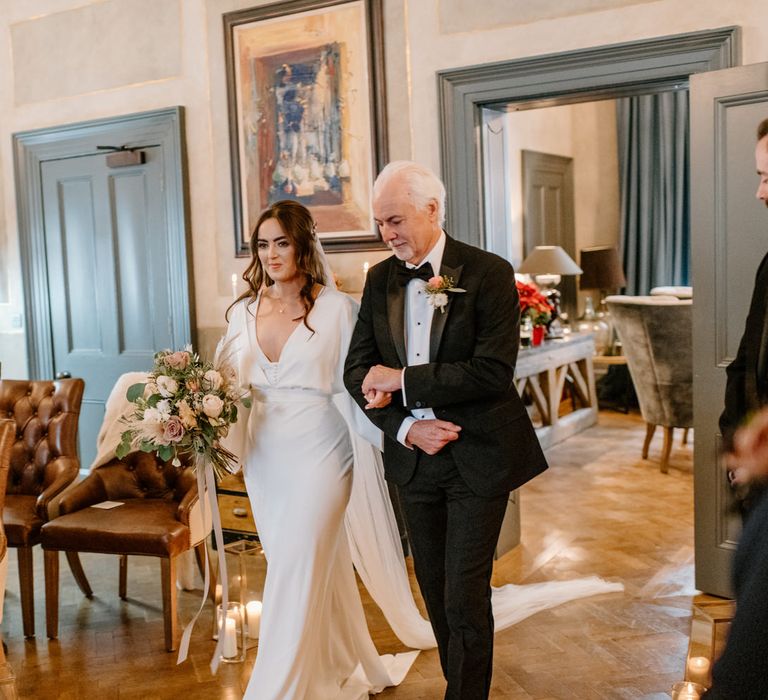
[116, 346, 250, 480]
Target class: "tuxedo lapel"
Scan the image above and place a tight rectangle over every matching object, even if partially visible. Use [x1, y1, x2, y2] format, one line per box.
[386, 262, 408, 367]
[429, 237, 464, 362]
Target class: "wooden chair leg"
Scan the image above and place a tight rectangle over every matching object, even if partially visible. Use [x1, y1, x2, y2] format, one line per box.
[161, 556, 178, 652]
[17, 546, 35, 638]
[43, 549, 59, 640]
[65, 552, 92, 598]
[660, 426, 673, 474]
[119, 555, 128, 600]
[682, 427, 690, 445]
[642, 422, 656, 460]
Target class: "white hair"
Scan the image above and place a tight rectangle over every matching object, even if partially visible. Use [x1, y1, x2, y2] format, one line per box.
[373, 160, 446, 225]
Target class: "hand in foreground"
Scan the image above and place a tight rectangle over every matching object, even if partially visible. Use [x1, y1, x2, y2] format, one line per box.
[364, 389, 392, 409]
[405, 419, 461, 455]
[362, 365, 402, 395]
[726, 409, 768, 485]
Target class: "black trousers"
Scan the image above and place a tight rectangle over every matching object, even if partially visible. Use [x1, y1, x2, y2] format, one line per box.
[398, 448, 509, 700]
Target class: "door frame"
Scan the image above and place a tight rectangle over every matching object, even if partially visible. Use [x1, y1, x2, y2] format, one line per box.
[521, 150, 577, 317]
[437, 27, 739, 246]
[13, 107, 194, 379]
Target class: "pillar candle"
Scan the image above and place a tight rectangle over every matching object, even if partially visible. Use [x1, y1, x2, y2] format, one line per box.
[246, 600, 262, 639]
[687, 656, 710, 686]
[222, 617, 237, 658]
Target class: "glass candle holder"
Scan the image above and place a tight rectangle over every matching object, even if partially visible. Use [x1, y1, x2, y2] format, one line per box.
[671, 680, 706, 700]
[218, 602, 246, 664]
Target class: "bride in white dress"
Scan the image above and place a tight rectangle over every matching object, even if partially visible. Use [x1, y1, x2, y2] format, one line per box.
[222, 200, 416, 699]
[221, 199, 622, 699]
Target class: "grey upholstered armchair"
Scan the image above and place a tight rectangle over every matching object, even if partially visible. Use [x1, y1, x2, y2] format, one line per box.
[605, 295, 693, 473]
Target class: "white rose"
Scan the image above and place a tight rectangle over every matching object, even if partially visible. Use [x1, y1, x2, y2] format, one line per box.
[202, 394, 224, 419]
[143, 382, 158, 399]
[156, 399, 172, 420]
[142, 407, 163, 424]
[203, 370, 223, 391]
[156, 375, 178, 398]
[429, 292, 448, 310]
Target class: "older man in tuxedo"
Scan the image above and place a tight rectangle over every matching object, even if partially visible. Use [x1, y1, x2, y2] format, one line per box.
[344, 160, 547, 699]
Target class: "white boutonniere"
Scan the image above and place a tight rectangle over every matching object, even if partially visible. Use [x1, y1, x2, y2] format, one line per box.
[424, 275, 466, 313]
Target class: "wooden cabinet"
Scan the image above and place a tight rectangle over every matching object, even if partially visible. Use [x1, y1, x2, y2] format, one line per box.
[217, 472, 258, 542]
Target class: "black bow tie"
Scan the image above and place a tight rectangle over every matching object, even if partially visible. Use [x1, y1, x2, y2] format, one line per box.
[396, 262, 434, 286]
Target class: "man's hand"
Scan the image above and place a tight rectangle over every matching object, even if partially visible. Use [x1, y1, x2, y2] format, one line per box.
[362, 365, 402, 395]
[726, 409, 768, 485]
[405, 419, 461, 455]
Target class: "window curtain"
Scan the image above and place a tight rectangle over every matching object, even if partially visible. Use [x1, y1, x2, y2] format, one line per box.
[616, 90, 690, 295]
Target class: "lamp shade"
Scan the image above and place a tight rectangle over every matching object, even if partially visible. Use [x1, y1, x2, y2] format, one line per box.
[579, 246, 627, 290]
[518, 246, 582, 275]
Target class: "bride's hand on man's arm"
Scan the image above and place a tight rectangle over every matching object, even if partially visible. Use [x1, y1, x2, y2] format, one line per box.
[364, 389, 392, 409]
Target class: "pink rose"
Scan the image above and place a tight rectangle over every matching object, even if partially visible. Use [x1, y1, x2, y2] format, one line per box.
[163, 416, 185, 443]
[165, 351, 190, 370]
[428, 275, 443, 287]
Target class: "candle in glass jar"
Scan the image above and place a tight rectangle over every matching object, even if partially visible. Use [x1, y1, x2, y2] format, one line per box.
[246, 600, 262, 638]
[222, 617, 238, 658]
[687, 656, 710, 685]
[671, 680, 705, 700]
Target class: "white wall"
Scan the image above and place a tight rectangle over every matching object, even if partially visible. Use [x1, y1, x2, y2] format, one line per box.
[0, 0, 764, 376]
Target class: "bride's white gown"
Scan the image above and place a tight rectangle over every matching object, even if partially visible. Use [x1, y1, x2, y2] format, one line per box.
[224, 287, 417, 700]
[222, 285, 623, 699]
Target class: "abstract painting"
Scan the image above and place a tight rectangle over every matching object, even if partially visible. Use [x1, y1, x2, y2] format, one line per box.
[224, 0, 387, 254]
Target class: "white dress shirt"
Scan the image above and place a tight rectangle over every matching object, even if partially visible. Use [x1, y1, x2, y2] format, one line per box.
[396, 232, 446, 447]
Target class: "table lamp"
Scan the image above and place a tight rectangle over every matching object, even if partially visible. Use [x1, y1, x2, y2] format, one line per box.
[579, 245, 627, 354]
[518, 245, 582, 337]
[579, 245, 627, 304]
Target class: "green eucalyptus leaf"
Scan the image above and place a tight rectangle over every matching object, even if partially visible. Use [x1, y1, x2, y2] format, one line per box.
[126, 383, 146, 403]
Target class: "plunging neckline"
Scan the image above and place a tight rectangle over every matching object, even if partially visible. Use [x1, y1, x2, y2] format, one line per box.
[254, 286, 324, 364]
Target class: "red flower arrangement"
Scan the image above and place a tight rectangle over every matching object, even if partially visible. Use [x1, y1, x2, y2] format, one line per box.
[516, 280, 554, 327]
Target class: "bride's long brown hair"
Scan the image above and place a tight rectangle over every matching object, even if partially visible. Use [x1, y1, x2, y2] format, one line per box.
[226, 200, 327, 331]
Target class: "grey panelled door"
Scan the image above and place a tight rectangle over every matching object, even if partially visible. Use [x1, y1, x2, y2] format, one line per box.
[691, 62, 768, 597]
[41, 148, 171, 468]
[521, 150, 577, 318]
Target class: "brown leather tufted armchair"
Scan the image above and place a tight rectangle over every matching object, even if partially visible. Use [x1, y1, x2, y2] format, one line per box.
[41, 451, 206, 652]
[0, 378, 89, 637]
[0, 421, 18, 691]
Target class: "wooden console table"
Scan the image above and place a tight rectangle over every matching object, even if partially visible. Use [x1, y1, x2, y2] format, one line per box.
[515, 333, 598, 450]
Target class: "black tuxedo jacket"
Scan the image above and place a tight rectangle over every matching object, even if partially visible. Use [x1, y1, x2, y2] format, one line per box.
[720, 251, 768, 451]
[344, 234, 548, 498]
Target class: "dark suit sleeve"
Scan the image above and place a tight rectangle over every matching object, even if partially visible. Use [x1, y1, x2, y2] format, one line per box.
[403, 257, 519, 410]
[704, 494, 768, 698]
[719, 254, 768, 451]
[344, 271, 413, 442]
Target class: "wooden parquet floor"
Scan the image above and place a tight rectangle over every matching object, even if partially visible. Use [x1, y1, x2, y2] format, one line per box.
[4, 411, 696, 699]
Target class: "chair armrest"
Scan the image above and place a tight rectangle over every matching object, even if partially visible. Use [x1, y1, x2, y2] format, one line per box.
[176, 484, 200, 526]
[58, 472, 109, 515]
[36, 456, 80, 520]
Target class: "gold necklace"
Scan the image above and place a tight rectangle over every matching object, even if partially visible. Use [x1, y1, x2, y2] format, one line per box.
[269, 289, 298, 314]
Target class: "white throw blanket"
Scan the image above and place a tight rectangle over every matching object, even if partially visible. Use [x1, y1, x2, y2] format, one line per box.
[90, 372, 211, 590]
